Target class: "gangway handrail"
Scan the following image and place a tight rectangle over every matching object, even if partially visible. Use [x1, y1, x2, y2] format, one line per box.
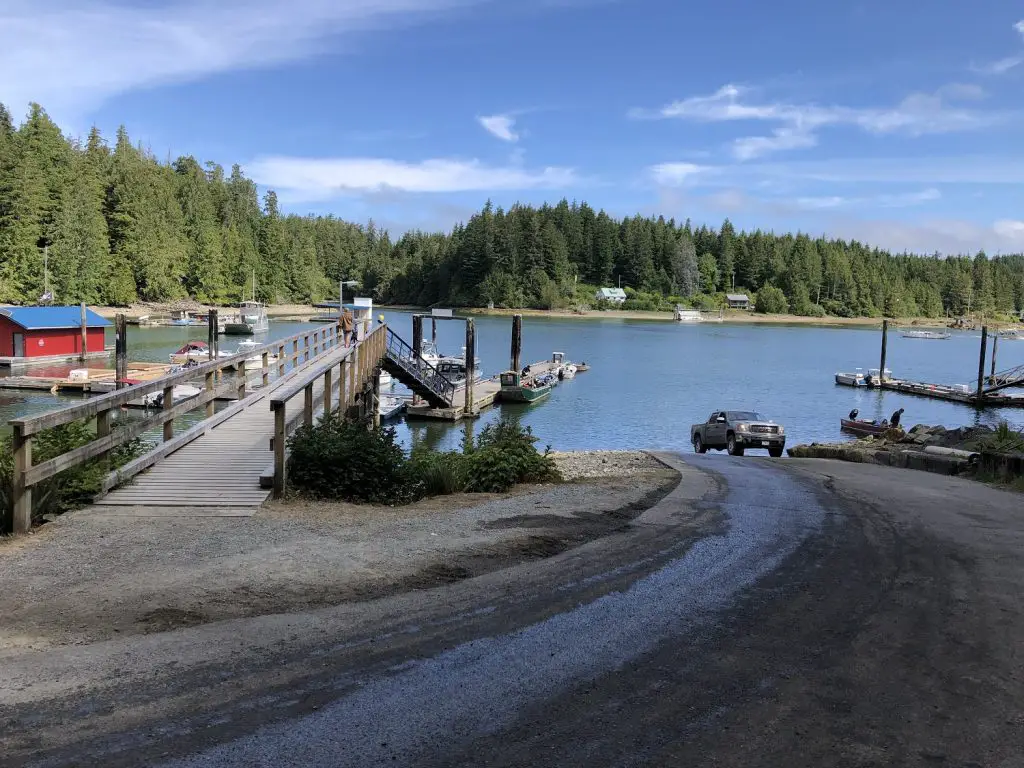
[383, 328, 457, 405]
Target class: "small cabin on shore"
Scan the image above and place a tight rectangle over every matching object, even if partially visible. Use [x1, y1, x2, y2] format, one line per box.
[726, 293, 751, 310]
[595, 287, 627, 304]
[0, 306, 110, 359]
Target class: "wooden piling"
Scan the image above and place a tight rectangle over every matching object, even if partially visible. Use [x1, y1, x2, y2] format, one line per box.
[210, 309, 219, 358]
[511, 314, 522, 372]
[991, 334, 999, 381]
[464, 319, 475, 417]
[412, 315, 424, 364]
[879, 319, 888, 383]
[115, 314, 128, 388]
[273, 406, 286, 498]
[79, 302, 88, 362]
[207, 310, 216, 361]
[977, 326, 988, 404]
[372, 367, 381, 429]
[324, 366, 333, 417]
[12, 427, 31, 534]
[162, 385, 174, 441]
[431, 318, 437, 344]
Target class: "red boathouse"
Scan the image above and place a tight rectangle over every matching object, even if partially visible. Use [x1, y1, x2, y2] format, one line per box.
[0, 306, 110, 359]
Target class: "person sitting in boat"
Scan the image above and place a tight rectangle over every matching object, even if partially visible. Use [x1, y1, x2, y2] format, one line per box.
[890, 408, 904, 428]
[849, 408, 859, 421]
[521, 364, 531, 376]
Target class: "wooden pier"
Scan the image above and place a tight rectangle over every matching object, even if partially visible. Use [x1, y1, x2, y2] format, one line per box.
[406, 359, 563, 420]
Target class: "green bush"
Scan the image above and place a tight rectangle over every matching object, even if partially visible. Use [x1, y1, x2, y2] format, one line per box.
[287, 415, 408, 503]
[407, 449, 470, 496]
[465, 420, 561, 493]
[0, 420, 145, 533]
[755, 285, 789, 314]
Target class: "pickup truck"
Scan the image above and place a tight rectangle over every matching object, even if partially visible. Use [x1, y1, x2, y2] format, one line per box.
[691, 410, 786, 457]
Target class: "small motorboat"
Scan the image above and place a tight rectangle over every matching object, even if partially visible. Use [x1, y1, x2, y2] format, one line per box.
[499, 370, 552, 403]
[169, 341, 231, 365]
[235, 339, 278, 367]
[559, 364, 577, 380]
[141, 384, 202, 408]
[835, 369, 866, 386]
[840, 418, 890, 437]
[902, 330, 951, 340]
[379, 370, 393, 388]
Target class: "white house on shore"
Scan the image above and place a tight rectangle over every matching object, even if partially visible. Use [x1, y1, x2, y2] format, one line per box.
[595, 287, 627, 304]
[726, 293, 751, 310]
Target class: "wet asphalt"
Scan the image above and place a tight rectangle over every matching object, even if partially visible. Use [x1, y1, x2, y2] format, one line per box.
[161, 456, 827, 767]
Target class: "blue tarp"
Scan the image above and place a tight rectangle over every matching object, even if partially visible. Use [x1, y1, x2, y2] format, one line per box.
[0, 306, 112, 330]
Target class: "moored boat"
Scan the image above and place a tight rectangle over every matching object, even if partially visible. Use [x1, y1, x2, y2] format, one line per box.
[835, 369, 866, 386]
[141, 383, 203, 408]
[499, 370, 551, 403]
[902, 330, 951, 340]
[169, 341, 231, 365]
[235, 339, 278, 367]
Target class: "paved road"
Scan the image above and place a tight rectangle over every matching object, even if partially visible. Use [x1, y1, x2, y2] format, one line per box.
[3, 455, 1023, 767]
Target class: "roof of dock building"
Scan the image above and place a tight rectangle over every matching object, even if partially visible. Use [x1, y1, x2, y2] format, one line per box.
[0, 306, 112, 330]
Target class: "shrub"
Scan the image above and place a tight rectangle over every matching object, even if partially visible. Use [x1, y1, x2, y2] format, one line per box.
[287, 415, 408, 503]
[465, 420, 561, 493]
[755, 285, 789, 314]
[0, 420, 145, 533]
[407, 449, 470, 497]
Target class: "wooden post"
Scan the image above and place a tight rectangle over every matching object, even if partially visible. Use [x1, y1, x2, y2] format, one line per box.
[313, 330, 320, 357]
[464, 319, 475, 416]
[303, 383, 314, 426]
[431, 318, 437, 344]
[278, 344, 286, 377]
[976, 326, 988, 404]
[990, 334, 999, 382]
[879, 319, 888, 383]
[210, 309, 219, 358]
[412, 315, 423, 368]
[273, 405, 286, 498]
[115, 314, 127, 389]
[207, 310, 216, 361]
[12, 427, 31, 534]
[511, 314, 522, 372]
[324, 366, 333, 417]
[79, 302, 88, 362]
[96, 408, 111, 438]
[349, 346, 357, 406]
[205, 370, 215, 418]
[237, 358, 246, 400]
[292, 339, 299, 369]
[262, 351, 270, 387]
[162, 385, 174, 441]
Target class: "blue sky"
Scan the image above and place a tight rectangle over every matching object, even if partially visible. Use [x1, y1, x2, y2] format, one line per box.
[2, 0, 1024, 254]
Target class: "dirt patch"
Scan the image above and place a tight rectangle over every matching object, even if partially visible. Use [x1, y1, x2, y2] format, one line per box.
[136, 608, 209, 633]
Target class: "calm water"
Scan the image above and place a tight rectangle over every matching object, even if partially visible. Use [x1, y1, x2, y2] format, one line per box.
[1, 312, 1022, 453]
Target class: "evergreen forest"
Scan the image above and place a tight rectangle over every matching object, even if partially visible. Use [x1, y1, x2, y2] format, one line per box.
[1, 103, 1022, 318]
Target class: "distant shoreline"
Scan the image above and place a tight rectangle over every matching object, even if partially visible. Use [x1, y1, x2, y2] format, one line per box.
[88, 303, 1014, 331]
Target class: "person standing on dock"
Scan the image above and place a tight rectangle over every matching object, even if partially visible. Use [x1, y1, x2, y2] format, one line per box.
[890, 408, 904, 428]
[341, 307, 354, 348]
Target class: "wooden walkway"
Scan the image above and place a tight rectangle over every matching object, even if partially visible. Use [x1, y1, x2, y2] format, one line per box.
[98, 347, 352, 509]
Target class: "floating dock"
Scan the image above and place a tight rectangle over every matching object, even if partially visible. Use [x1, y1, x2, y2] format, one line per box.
[836, 376, 1024, 407]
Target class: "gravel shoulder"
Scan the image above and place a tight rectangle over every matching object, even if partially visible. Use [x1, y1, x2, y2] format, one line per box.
[0, 451, 676, 651]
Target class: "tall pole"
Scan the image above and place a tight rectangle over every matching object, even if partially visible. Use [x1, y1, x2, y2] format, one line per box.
[431, 318, 437, 345]
[115, 314, 127, 388]
[210, 309, 219, 358]
[207, 310, 217, 361]
[976, 326, 988, 404]
[511, 314, 522, 372]
[79, 302, 88, 362]
[990, 333, 999, 382]
[339, 279, 343, 314]
[464, 319, 475, 417]
[878, 319, 888, 384]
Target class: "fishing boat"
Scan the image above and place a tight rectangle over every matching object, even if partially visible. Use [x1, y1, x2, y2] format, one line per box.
[865, 367, 892, 387]
[434, 357, 484, 386]
[224, 271, 269, 335]
[559, 364, 577, 380]
[835, 369, 866, 386]
[499, 370, 552, 403]
[902, 330, 951, 340]
[169, 341, 231, 365]
[840, 418, 890, 437]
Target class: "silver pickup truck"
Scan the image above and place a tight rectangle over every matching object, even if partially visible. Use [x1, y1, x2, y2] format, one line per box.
[691, 410, 786, 457]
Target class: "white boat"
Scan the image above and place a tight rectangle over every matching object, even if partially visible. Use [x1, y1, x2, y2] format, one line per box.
[998, 329, 1023, 339]
[235, 339, 278, 367]
[141, 384, 202, 408]
[224, 271, 269, 335]
[378, 370, 393, 388]
[378, 395, 405, 421]
[560, 364, 577, 380]
[835, 369, 866, 386]
[419, 339, 441, 367]
[169, 341, 232, 365]
[866, 367, 892, 385]
[902, 330, 951, 340]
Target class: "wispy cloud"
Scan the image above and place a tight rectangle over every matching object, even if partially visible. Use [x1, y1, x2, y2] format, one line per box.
[246, 156, 577, 201]
[649, 162, 707, 186]
[795, 188, 941, 210]
[0, 0, 483, 120]
[970, 56, 1023, 75]
[1016, 20, 1024, 39]
[634, 83, 1003, 160]
[478, 114, 519, 142]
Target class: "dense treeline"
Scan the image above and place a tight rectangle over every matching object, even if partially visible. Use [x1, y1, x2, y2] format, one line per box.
[1, 103, 1022, 317]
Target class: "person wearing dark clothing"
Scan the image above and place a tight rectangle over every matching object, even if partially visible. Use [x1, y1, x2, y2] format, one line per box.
[890, 408, 904, 428]
[848, 408, 859, 421]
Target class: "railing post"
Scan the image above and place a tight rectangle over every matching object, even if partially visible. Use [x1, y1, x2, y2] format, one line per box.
[464, 319, 475, 416]
[339, 361, 348, 410]
[237, 358, 247, 400]
[304, 335, 310, 363]
[205, 370, 215, 418]
[262, 351, 270, 387]
[162, 385, 174, 441]
[278, 344, 286, 377]
[324, 366, 333, 417]
[313, 330, 319, 357]
[303, 383, 314, 426]
[96, 408, 111, 438]
[293, 339, 299, 368]
[273, 404, 286, 499]
[12, 426, 32, 534]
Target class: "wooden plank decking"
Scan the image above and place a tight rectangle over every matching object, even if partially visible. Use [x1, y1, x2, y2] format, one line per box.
[99, 347, 353, 508]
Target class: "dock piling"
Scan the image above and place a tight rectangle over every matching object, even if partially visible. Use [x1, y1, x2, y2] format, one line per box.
[207, 310, 217, 361]
[511, 314, 522, 372]
[464, 319, 475, 417]
[431, 318, 437, 345]
[990, 334, 999, 381]
[879, 319, 888, 383]
[115, 314, 127, 389]
[79, 302, 88, 362]
[977, 326, 988, 404]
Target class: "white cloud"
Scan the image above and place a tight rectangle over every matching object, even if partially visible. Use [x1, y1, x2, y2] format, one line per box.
[994, 219, 1024, 239]
[795, 188, 941, 210]
[970, 56, 1023, 75]
[0, 0, 482, 120]
[246, 156, 577, 200]
[649, 162, 708, 186]
[1016, 20, 1024, 39]
[635, 83, 1004, 160]
[478, 114, 519, 142]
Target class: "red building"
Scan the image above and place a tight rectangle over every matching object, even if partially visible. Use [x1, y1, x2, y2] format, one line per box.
[0, 306, 110, 359]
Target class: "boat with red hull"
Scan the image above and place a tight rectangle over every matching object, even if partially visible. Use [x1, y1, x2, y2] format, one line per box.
[840, 418, 890, 437]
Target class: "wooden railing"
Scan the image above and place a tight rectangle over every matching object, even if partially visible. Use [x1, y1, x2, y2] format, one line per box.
[269, 324, 388, 499]
[6, 324, 342, 534]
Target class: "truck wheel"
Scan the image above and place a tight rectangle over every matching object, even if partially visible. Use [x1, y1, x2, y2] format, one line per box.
[768, 447, 784, 458]
[726, 434, 744, 456]
[693, 435, 707, 454]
